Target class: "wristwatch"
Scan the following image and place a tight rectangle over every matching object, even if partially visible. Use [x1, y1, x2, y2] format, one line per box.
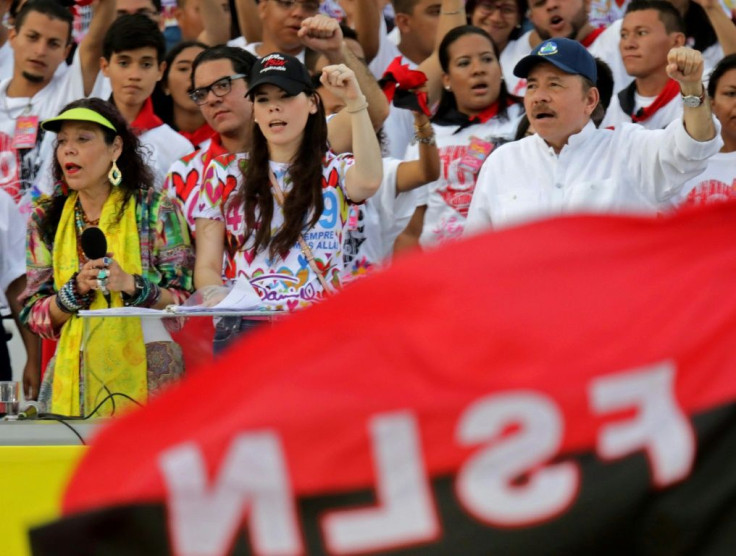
[681, 87, 705, 108]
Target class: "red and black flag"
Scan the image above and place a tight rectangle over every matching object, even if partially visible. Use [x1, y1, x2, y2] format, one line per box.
[31, 203, 736, 555]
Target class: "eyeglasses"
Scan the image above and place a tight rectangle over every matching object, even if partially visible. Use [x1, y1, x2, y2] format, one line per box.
[268, 0, 321, 15]
[476, 2, 518, 16]
[189, 74, 246, 105]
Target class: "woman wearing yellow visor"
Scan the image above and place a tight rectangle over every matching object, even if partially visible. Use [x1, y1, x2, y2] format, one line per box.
[19, 98, 194, 417]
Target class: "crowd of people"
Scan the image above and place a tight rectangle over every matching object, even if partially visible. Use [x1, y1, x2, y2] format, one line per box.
[0, 0, 734, 416]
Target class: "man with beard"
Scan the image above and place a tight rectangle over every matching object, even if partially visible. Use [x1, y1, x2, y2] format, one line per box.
[0, 0, 115, 213]
[500, 0, 606, 96]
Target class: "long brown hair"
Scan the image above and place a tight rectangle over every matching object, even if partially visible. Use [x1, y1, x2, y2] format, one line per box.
[238, 90, 328, 259]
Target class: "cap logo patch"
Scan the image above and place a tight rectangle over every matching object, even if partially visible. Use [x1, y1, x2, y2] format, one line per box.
[539, 42, 558, 56]
[261, 54, 287, 72]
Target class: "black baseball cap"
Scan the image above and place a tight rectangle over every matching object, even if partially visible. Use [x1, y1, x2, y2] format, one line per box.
[245, 52, 313, 98]
[514, 38, 597, 83]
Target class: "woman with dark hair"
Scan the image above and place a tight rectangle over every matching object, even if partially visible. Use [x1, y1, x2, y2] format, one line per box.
[466, 0, 527, 55]
[401, 25, 522, 249]
[19, 97, 194, 416]
[153, 40, 212, 148]
[677, 53, 736, 208]
[194, 53, 382, 348]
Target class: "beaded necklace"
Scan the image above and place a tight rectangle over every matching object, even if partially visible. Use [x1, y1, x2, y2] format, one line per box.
[73, 198, 100, 264]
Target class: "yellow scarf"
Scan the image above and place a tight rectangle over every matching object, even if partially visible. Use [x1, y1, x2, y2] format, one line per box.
[53, 189, 147, 417]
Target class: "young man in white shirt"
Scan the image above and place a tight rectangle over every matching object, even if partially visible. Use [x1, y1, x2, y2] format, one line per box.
[101, 14, 194, 188]
[0, 0, 115, 211]
[601, 1, 686, 130]
[466, 38, 722, 232]
[589, 0, 736, 96]
[369, 0, 466, 158]
[500, 0, 606, 97]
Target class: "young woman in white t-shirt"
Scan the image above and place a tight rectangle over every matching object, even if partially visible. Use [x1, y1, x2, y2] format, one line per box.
[400, 25, 523, 249]
[195, 52, 382, 349]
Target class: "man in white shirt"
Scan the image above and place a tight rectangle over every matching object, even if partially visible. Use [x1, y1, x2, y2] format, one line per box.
[0, 0, 115, 212]
[101, 15, 194, 188]
[500, 0, 606, 97]
[370, 0, 465, 158]
[601, 1, 686, 130]
[589, 0, 736, 96]
[369, 0, 441, 78]
[466, 38, 722, 232]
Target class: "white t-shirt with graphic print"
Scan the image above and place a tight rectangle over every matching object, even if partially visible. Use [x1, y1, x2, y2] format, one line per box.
[198, 150, 355, 311]
[406, 104, 523, 248]
[676, 151, 736, 208]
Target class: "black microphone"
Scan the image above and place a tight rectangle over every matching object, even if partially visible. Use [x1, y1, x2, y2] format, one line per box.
[80, 227, 111, 307]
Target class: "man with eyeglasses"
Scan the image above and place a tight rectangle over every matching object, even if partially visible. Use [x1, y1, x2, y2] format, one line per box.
[163, 46, 257, 236]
